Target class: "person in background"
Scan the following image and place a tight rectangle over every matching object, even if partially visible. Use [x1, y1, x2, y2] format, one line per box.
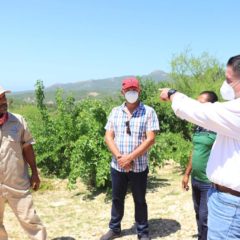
[0, 85, 47, 240]
[182, 91, 218, 240]
[100, 77, 159, 240]
[160, 54, 240, 239]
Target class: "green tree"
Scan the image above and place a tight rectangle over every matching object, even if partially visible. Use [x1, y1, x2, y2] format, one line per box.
[170, 49, 225, 98]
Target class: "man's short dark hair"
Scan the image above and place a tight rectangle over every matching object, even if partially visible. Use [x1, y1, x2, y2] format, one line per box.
[227, 55, 240, 77]
[200, 91, 218, 103]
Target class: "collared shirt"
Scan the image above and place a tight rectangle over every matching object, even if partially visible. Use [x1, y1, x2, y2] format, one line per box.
[172, 93, 240, 191]
[105, 102, 159, 173]
[0, 112, 35, 190]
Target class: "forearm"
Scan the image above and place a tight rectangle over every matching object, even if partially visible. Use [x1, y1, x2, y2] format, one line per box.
[129, 136, 155, 161]
[184, 155, 192, 176]
[105, 137, 121, 158]
[22, 144, 38, 174]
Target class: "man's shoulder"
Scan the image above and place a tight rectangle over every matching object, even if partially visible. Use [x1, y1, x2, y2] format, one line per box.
[110, 104, 124, 113]
[140, 103, 156, 113]
[8, 112, 25, 123]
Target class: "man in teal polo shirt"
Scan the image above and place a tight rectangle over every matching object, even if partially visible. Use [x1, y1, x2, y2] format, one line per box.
[182, 91, 218, 240]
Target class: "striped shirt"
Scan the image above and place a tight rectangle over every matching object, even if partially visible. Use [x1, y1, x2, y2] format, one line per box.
[105, 102, 159, 172]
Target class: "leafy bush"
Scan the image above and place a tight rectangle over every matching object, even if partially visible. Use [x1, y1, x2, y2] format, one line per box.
[170, 49, 224, 98]
[68, 99, 111, 189]
[14, 50, 225, 191]
[33, 80, 112, 189]
[149, 132, 192, 171]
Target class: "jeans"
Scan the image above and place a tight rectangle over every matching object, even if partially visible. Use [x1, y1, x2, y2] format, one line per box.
[207, 187, 240, 240]
[109, 167, 149, 236]
[191, 178, 211, 240]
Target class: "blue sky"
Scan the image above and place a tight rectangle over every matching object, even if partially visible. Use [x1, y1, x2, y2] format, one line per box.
[0, 0, 239, 91]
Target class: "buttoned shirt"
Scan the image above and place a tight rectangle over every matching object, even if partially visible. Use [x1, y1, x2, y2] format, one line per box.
[0, 112, 34, 190]
[105, 102, 159, 172]
[172, 93, 240, 191]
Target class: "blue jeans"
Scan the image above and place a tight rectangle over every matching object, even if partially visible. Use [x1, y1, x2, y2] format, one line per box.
[109, 167, 149, 236]
[207, 187, 240, 240]
[191, 178, 211, 240]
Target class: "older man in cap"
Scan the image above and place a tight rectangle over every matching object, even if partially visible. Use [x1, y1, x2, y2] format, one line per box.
[100, 77, 159, 240]
[0, 85, 47, 239]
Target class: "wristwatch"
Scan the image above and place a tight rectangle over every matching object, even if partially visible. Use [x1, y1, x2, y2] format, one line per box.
[167, 89, 177, 99]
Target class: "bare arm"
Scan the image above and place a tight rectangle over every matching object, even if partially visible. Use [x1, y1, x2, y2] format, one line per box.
[105, 130, 121, 159]
[22, 144, 40, 191]
[118, 131, 156, 168]
[182, 153, 192, 191]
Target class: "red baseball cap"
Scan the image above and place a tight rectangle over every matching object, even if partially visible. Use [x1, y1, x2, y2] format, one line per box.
[122, 77, 140, 91]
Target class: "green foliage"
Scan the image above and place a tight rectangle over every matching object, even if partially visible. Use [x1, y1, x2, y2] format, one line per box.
[139, 77, 160, 102]
[170, 49, 224, 97]
[149, 133, 192, 171]
[137, 77, 192, 140]
[33, 82, 112, 189]
[68, 99, 111, 189]
[14, 50, 225, 191]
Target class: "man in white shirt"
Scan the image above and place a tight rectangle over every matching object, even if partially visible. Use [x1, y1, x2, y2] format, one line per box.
[159, 55, 240, 240]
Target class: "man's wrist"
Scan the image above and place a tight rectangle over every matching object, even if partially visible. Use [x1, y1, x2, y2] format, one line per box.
[116, 154, 122, 159]
[167, 89, 177, 99]
[128, 153, 135, 162]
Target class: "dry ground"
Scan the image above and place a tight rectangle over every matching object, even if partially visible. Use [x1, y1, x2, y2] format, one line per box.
[5, 162, 197, 240]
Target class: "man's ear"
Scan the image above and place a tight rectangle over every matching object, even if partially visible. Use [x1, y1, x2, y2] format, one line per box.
[121, 90, 125, 96]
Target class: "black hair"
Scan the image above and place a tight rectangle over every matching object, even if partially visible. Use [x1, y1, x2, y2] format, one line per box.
[227, 55, 240, 77]
[199, 91, 218, 103]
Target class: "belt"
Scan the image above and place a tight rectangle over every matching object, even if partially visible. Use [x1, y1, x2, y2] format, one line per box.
[212, 183, 240, 197]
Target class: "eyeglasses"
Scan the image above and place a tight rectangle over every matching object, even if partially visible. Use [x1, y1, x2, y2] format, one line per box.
[125, 121, 131, 135]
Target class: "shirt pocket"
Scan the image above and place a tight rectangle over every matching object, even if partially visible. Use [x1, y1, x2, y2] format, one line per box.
[1, 132, 22, 155]
[130, 118, 147, 137]
[206, 133, 216, 146]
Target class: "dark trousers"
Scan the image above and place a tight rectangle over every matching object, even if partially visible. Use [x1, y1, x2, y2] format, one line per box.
[191, 178, 211, 240]
[109, 167, 149, 236]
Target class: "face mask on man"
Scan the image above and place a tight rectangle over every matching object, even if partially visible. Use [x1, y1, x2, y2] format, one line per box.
[125, 90, 139, 103]
[220, 80, 235, 100]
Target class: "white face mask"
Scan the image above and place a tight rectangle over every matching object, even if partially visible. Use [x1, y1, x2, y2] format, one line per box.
[220, 80, 235, 100]
[125, 91, 139, 103]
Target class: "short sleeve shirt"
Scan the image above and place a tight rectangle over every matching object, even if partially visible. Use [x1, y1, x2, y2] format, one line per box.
[105, 102, 159, 172]
[191, 126, 216, 183]
[0, 112, 35, 190]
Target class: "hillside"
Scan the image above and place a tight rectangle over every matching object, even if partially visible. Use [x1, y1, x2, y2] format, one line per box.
[11, 70, 168, 103]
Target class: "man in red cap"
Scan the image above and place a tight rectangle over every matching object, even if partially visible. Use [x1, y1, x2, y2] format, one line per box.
[101, 77, 159, 240]
[0, 85, 47, 239]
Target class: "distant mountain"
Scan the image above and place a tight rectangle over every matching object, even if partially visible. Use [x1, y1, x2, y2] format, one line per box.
[11, 70, 169, 103]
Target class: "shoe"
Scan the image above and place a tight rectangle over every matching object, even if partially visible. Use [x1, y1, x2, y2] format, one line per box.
[137, 235, 151, 240]
[100, 229, 121, 240]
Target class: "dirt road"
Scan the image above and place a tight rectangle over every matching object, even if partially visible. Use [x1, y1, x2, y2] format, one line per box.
[5, 162, 197, 240]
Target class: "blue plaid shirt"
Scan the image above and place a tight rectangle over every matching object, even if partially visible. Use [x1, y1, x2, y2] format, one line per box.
[105, 102, 159, 172]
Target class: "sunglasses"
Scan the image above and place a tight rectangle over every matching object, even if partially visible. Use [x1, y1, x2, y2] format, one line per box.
[125, 121, 131, 135]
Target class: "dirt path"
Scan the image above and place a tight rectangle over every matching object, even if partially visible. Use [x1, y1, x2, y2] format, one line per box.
[5, 162, 197, 240]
